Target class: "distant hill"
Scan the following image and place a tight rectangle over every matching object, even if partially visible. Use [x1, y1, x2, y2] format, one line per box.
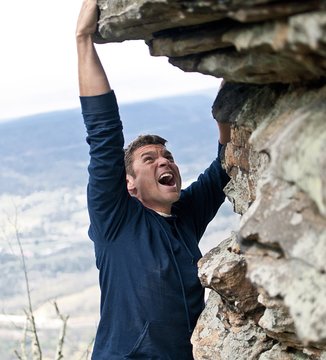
[0, 91, 219, 195]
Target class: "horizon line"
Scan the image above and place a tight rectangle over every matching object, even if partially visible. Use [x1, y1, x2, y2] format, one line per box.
[0, 87, 218, 124]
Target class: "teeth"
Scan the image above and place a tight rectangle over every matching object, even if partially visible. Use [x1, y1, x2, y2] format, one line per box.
[159, 172, 173, 180]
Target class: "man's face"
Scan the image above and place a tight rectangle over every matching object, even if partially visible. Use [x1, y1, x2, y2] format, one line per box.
[126, 144, 182, 214]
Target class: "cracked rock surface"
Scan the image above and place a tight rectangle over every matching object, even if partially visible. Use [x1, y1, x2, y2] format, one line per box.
[97, 1, 326, 358]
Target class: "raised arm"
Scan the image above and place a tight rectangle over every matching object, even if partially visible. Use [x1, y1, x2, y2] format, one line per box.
[76, 0, 110, 96]
[175, 81, 231, 240]
[76, 1, 131, 243]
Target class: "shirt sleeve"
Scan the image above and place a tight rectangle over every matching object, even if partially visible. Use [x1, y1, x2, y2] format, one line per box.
[174, 142, 230, 241]
[81, 91, 130, 243]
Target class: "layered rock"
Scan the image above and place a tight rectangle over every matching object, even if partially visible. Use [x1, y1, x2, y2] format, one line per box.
[96, 0, 326, 83]
[197, 81, 326, 358]
[193, 235, 273, 359]
[97, 1, 326, 358]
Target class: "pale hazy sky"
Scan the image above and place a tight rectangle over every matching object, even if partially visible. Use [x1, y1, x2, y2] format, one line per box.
[0, 0, 220, 121]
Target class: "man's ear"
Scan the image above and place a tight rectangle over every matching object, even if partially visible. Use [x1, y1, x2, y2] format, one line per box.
[126, 174, 137, 196]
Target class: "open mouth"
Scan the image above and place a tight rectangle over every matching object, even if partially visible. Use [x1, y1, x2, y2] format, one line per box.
[158, 172, 176, 187]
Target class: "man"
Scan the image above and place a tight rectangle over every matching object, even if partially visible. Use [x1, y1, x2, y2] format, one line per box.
[76, 1, 231, 359]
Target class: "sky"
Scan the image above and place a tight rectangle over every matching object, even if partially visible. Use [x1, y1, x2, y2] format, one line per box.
[0, 0, 220, 122]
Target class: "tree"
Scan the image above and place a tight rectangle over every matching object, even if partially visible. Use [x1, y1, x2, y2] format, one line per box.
[3, 207, 69, 360]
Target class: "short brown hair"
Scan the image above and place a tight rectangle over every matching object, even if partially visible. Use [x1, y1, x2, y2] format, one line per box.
[124, 134, 167, 176]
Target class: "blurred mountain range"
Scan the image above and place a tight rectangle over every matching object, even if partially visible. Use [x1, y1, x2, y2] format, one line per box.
[0, 91, 221, 195]
[0, 91, 239, 359]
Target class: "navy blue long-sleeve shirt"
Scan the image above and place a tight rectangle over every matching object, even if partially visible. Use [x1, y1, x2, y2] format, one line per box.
[80, 91, 229, 359]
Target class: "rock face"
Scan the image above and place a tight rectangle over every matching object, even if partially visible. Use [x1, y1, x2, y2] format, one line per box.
[97, 1, 326, 359]
[96, 0, 326, 83]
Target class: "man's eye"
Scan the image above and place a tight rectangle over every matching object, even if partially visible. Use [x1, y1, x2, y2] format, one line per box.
[144, 157, 153, 163]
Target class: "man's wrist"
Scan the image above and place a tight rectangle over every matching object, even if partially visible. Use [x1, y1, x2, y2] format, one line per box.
[218, 122, 231, 145]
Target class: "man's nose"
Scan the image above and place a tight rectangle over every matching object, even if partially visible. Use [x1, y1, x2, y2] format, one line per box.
[158, 157, 170, 166]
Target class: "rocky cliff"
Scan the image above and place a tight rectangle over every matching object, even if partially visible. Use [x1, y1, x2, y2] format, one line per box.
[96, 1, 326, 359]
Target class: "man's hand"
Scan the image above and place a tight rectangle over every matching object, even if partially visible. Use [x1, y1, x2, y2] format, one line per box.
[213, 81, 231, 145]
[76, 0, 98, 39]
